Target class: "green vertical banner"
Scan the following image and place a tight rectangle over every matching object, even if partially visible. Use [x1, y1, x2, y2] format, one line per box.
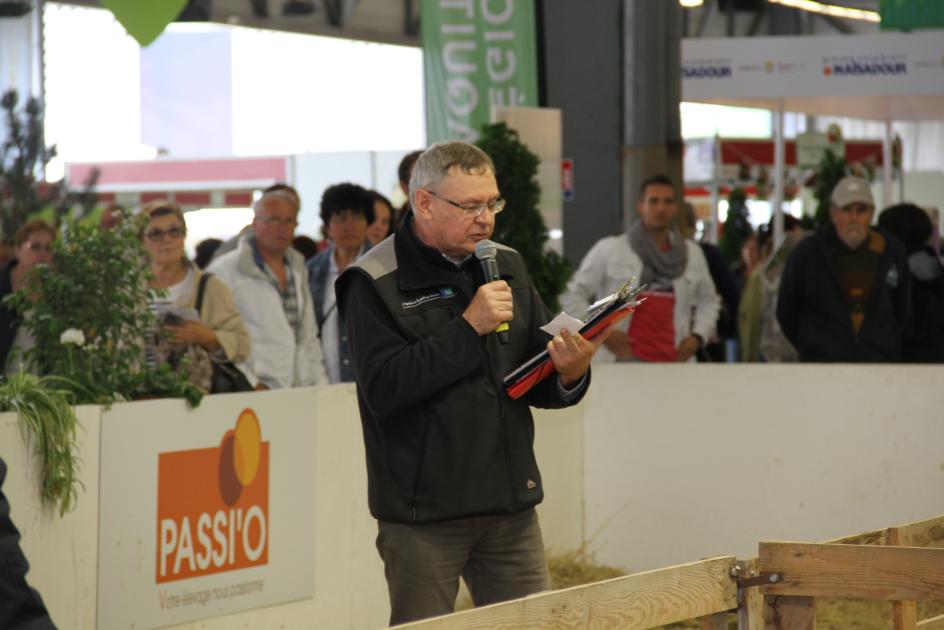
[422, 0, 539, 144]
[881, 0, 944, 30]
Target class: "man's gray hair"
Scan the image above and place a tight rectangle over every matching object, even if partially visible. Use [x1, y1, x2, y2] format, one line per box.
[253, 189, 299, 216]
[408, 142, 496, 207]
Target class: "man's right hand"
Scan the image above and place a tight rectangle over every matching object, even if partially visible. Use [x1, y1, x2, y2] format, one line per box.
[463, 280, 513, 336]
[603, 329, 635, 361]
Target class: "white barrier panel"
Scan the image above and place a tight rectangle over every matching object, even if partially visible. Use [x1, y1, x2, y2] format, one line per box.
[98, 390, 316, 628]
[0, 405, 102, 630]
[582, 364, 944, 573]
[3, 364, 941, 628]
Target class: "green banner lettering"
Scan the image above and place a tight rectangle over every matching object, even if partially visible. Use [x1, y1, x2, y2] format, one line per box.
[422, 0, 539, 144]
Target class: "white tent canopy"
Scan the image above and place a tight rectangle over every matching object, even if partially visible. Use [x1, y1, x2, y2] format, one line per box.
[682, 31, 944, 243]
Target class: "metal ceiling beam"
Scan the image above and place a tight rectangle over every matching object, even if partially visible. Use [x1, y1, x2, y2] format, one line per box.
[404, 0, 418, 38]
[819, 12, 853, 34]
[51, 0, 419, 46]
[694, 0, 713, 37]
[746, 2, 766, 35]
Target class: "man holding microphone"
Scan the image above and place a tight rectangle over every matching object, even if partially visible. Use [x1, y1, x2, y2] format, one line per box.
[337, 141, 621, 625]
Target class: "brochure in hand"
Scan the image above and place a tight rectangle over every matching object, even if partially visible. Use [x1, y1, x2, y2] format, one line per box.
[503, 279, 647, 400]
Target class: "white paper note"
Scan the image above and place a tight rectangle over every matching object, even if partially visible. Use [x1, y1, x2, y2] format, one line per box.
[540, 312, 585, 338]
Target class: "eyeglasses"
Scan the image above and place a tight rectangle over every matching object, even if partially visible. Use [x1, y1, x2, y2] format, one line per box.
[258, 217, 298, 228]
[425, 190, 506, 218]
[23, 241, 53, 252]
[144, 226, 186, 241]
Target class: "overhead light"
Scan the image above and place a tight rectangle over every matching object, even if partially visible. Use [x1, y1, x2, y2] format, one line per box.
[767, 0, 880, 23]
[679, 0, 705, 7]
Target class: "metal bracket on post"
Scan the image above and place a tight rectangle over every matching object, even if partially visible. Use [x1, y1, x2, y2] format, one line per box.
[731, 563, 783, 597]
[740, 572, 783, 589]
[733, 561, 779, 630]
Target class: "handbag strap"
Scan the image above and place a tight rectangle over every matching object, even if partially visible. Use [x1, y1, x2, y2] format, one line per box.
[195, 272, 212, 315]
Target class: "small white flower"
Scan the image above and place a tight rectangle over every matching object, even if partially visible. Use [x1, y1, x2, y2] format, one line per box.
[60, 328, 86, 347]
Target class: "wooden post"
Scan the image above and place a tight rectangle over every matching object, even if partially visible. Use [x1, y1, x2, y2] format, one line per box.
[889, 527, 918, 630]
[737, 559, 765, 630]
[763, 595, 815, 630]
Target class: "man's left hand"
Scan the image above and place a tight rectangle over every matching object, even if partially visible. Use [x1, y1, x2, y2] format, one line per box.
[676, 335, 701, 362]
[548, 311, 628, 387]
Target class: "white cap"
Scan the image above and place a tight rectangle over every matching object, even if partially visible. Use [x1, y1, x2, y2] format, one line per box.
[831, 176, 874, 209]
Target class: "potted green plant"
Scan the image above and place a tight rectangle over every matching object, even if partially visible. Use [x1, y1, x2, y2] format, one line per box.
[6, 218, 202, 407]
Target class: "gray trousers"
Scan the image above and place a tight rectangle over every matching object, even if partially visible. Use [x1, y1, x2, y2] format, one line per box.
[376, 508, 550, 626]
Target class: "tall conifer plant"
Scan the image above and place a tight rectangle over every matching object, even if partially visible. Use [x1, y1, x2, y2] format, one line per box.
[719, 187, 752, 264]
[475, 123, 571, 311]
[0, 89, 55, 243]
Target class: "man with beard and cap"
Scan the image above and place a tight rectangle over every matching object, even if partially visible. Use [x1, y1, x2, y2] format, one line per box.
[777, 176, 910, 361]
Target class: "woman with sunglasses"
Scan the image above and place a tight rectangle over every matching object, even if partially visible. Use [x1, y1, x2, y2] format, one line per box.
[140, 201, 250, 392]
[0, 219, 56, 373]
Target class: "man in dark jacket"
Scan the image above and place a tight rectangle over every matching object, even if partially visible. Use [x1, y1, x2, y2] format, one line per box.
[337, 142, 617, 625]
[0, 458, 55, 629]
[777, 176, 910, 362]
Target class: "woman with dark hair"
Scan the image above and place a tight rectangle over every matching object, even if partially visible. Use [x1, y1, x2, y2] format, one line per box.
[140, 201, 251, 391]
[879, 203, 944, 362]
[367, 190, 395, 246]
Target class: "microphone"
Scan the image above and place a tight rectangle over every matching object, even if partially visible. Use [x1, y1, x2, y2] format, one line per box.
[474, 239, 509, 345]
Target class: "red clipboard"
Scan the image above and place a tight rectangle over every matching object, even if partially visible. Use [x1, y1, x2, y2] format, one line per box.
[503, 281, 645, 400]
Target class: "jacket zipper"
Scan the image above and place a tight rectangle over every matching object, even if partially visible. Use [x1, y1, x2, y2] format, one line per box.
[483, 350, 519, 512]
[409, 410, 433, 522]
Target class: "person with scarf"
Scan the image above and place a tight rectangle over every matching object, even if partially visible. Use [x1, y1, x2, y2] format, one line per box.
[561, 174, 720, 362]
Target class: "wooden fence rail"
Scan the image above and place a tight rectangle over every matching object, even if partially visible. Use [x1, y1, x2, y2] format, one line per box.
[398, 556, 737, 629]
[395, 514, 944, 629]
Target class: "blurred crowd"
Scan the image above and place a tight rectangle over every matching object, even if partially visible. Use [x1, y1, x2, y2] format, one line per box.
[0, 150, 423, 393]
[0, 152, 940, 396]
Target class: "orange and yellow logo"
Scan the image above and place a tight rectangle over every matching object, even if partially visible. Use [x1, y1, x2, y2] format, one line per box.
[156, 409, 269, 584]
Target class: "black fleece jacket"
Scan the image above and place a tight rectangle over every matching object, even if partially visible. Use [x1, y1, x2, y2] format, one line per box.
[337, 217, 588, 524]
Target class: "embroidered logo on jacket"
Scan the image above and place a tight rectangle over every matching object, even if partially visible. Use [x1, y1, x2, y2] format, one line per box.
[885, 266, 899, 289]
[401, 287, 456, 310]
